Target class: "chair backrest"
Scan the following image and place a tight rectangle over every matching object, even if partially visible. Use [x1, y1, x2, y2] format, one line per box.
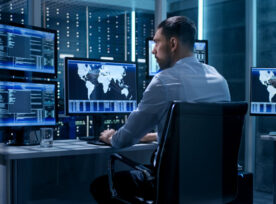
[155, 101, 248, 204]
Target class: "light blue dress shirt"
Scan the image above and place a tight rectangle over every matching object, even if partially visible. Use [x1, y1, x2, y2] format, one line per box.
[111, 56, 231, 148]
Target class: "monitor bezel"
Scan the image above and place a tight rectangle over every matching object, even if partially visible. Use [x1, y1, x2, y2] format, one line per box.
[250, 67, 276, 116]
[0, 79, 58, 127]
[0, 21, 57, 79]
[64, 57, 138, 115]
[146, 38, 209, 77]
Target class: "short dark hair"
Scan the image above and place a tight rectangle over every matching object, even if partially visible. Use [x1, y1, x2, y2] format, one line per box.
[157, 16, 196, 50]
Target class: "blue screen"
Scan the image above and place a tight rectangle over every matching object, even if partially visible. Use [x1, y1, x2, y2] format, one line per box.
[194, 41, 207, 64]
[66, 59, 137, 114]
[0, 81, 56, 126]
[148, 40, 160, 76]
[0, 24, 56, 74]
[251, 68, 276, 115]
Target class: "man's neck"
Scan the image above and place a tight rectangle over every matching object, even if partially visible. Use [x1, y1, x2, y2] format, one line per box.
[170, 51, 194, 67]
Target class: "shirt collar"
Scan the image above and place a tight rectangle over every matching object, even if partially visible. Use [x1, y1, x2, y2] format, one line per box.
[159, 56, 198, 73]
[175, 55, 198, 65]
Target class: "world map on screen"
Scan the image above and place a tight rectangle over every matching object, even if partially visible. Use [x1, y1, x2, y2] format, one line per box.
[76, 63, 135, 100]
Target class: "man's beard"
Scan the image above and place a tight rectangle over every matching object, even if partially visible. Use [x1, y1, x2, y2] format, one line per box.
[157, 55, 172, 70]
[157, 47, 172, 70]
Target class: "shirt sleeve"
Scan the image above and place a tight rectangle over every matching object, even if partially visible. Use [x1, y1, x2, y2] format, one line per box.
[111, 76, 169, 148]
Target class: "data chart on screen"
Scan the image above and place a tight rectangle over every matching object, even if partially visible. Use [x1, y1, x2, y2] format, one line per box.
[0, 81, 56, 126]
[0, 23, 56, 75]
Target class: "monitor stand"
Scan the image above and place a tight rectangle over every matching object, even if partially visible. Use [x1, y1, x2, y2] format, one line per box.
[91, 115, 103, 137]
[5, 127, 40, 146]
[79, 115, 103, 141]
[78, 115, 108, 145]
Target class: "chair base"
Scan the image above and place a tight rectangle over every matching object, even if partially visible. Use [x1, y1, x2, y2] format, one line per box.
[229, 172, 253, 204]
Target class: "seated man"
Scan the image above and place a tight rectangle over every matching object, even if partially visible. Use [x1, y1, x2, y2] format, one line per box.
[90, 16, 231, 203]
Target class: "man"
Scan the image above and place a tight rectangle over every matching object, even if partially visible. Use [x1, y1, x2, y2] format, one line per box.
[90, 16, 230, 203]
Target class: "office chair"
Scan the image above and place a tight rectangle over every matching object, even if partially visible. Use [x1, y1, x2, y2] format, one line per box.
[108, 101, 248, 204]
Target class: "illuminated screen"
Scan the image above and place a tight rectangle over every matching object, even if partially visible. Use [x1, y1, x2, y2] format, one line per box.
[0, 23, 56, 75]
[0, 81, 56, 126]
[66, 58, 137, 114]
[194, 40, 208, 64]
[251, 67, 276, 115]
[148, 40, 160, 76]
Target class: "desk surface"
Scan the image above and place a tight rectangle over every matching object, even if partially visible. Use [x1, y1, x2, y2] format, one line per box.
[260, 135, 276, 141]
[0, 139, 158, 160]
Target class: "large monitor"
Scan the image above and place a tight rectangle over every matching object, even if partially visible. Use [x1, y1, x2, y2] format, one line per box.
[250, 67, 276, 115]
[0, 22, 57, 78]
[147, 39, 208, 76]
[65, 58, 138, 114]
[0, 81, 57, 126]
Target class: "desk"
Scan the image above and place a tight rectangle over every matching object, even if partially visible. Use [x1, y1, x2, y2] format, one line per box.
[260, 135, 276, 204]
[0, 139, 157, 204]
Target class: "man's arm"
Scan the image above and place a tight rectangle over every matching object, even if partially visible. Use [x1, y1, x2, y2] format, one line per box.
[140, 133, 157, 142]
[109, 76, 169, 148]
[100, 131, 157, 144]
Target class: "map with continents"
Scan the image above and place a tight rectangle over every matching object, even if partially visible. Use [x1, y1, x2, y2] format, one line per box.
[259, 70, 276, 102]
[77, 63, 135, 100]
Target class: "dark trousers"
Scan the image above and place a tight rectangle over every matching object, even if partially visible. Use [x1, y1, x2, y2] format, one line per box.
[90, 169, 155, 204]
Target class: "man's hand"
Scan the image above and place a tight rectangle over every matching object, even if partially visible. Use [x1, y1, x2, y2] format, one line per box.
[99, 129, 116, 145]
[140, 132, 157, 143]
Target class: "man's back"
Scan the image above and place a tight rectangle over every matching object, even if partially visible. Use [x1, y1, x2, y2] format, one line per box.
[111, 56, 230, 147]
[158, 56, 230, 103]
[151, 56, 230, 140]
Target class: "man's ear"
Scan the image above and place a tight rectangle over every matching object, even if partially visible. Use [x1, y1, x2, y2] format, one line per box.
[169, 37, 178, 53]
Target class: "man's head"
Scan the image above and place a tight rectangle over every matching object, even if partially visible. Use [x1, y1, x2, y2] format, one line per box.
[152, 16, 196, 69]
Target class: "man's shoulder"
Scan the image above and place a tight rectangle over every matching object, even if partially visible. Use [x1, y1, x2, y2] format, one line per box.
[201, 63, 226, 79]
[154, 65, 177, 79]
[154, 61, 225, 84]
[152, 69, 175, 85]
[144, 74, 164, 92]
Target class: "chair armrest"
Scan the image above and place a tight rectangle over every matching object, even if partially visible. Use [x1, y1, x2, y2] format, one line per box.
[108, 153, 154, 198]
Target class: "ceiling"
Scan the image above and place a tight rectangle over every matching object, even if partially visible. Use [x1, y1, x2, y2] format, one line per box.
[57, 0, 155, 11]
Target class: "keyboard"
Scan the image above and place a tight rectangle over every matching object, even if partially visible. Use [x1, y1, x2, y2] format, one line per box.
[87, 139, 107, 146]
[79, 136, 155, 146]
[78, 136, 108, 146]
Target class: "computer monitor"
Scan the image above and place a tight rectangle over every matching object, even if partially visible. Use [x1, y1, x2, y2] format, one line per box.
[250, 67, 276, 115]
[65, 58, 138, 114]
[0, 22, 57, 78]
[194, 40, 208, 64]
[147, 39, 208, 76]
[0, 80, 57, 126]
[147, 39, 160, 76]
